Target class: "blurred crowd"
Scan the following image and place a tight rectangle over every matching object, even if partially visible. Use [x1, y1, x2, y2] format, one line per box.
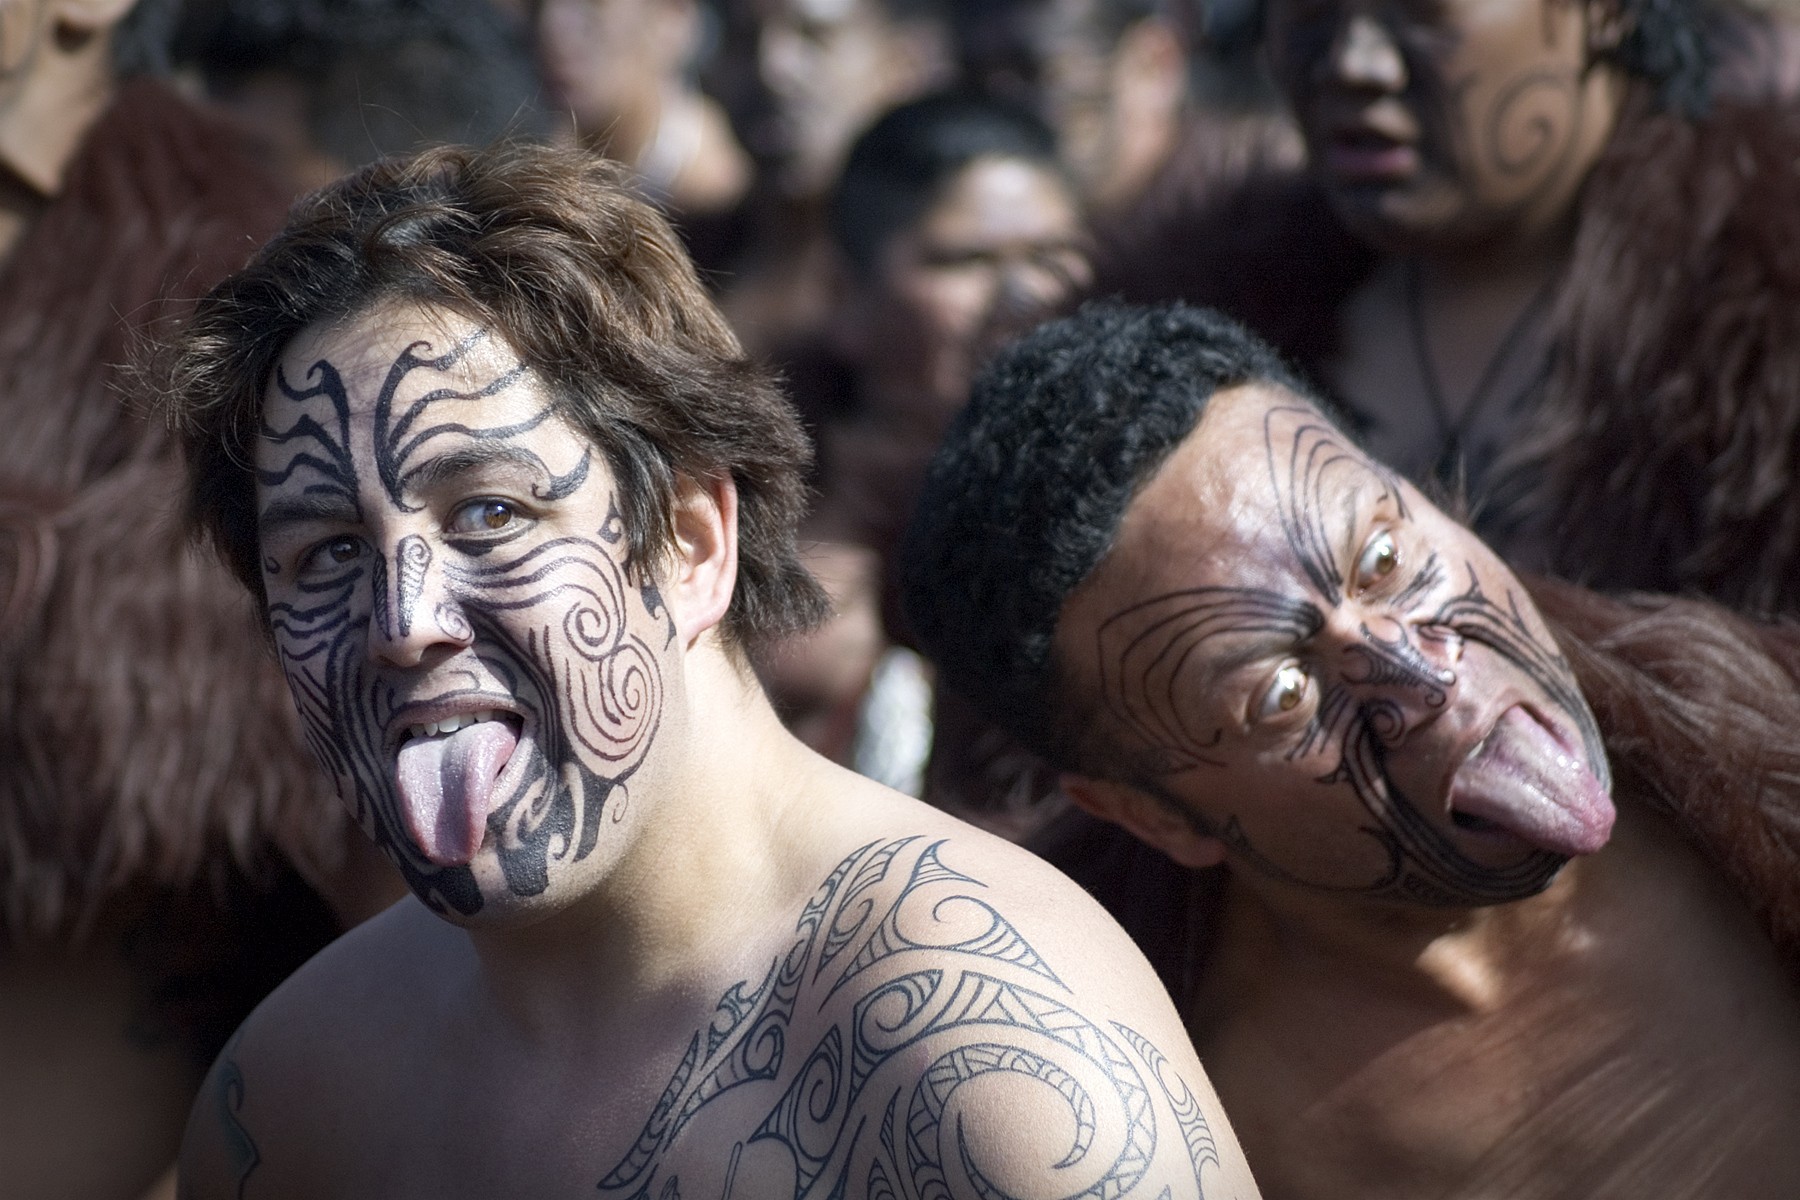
[2, 0, 1798, 1196]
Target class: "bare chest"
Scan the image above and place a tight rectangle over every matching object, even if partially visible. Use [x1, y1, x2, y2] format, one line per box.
[1195, 887, 1800, 1199]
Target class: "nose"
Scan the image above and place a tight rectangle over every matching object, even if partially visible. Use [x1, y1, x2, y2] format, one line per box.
[1326, 611, 1461, 743]
[1323, 12, 1406, 92]
[365, 534, 471, 668]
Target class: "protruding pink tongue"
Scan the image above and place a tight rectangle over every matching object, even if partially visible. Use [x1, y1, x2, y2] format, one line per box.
[1448, 707, 1615, 857]
[395, 721, 517, 866]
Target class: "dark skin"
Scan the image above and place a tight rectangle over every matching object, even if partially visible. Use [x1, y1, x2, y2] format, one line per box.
[1058, 383, 1800, 1199]
[1260, 0, 1627, 496]
[177, 303, 1263, 1199]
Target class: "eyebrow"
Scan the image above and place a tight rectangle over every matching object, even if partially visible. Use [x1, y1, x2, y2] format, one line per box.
[1338, 483, 1367, 576]
[258, 489, 360, 538]
[402, 443, 551, 495]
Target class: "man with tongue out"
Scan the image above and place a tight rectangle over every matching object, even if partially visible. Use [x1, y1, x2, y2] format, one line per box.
[161, 144, 1265, 1198]
[900, 302, 1800, 1200]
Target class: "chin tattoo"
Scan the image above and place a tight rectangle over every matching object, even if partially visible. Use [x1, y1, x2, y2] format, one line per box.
[1093, 405, 1608, 907]
[259, 332, 664, 915]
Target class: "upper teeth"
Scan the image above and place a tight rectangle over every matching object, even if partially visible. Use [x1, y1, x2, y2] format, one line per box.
[405, 709, 502, 742]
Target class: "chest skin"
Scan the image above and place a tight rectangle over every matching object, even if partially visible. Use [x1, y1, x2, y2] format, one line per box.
[1191, 801, 1800, 1200]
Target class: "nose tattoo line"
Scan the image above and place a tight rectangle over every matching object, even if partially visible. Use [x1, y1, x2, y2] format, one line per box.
[393, 535, 431, 639]
[1343, 624, 1452, 708]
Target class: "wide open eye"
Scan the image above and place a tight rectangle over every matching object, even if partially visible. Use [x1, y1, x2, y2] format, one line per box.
[449, 498, 523, 535]
[1256, 662, 1312, 721]
[1355, 529, 1399, 590]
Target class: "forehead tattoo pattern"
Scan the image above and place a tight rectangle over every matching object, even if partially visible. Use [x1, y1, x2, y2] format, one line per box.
[259, 330, 666, 915]
[1094, 406, 1607, 907]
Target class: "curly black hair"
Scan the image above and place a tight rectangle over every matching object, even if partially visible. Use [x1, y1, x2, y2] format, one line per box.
[898, 301, 1318, 771]
[1606, 0, 1719, 115]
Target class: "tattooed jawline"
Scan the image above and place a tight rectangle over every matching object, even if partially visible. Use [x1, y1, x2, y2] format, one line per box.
[256, 332, 665, 914]
[1097, 577, 1567, 904]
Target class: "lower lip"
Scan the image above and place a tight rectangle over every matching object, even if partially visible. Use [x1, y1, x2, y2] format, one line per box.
[1322, 141, 1417, 184]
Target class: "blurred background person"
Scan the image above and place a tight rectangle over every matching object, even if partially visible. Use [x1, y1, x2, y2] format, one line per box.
[1097, 0, 1800, 617]
[0, 1, 410, 1198]
[707, 0, 954, 351]
[529, 0, 753, 265]
[712, 0, 952, 203]
[948, 0, 1301, 251]
[758, 90, 1090, 796]
[176, 0, 550, 191]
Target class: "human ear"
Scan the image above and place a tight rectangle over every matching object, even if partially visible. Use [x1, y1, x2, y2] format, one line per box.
[665, 472, 738, 649]
[1060, 772, 1228, 870]
[52, 0, 139, 36]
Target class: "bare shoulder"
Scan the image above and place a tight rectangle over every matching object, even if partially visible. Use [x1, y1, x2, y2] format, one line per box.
[622, 790, 1263, 1198]
[178, 901, 455, 1200]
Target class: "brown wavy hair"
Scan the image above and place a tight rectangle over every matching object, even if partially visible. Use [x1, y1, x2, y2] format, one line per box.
[158, 140, 827, 653]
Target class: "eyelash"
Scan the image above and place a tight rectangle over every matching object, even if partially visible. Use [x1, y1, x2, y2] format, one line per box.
[297, 535, 366, 577]
[449, 497, 527, 536]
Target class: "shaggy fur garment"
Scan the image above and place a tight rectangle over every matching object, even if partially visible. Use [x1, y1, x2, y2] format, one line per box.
[1094, 89, 1800, 617]
[0, 81, 350, 936]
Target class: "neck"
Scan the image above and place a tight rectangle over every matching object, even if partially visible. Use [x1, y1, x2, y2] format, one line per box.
[1221, 859, 1593, 1012]
[464, 638, 822, 1042]
[0, 38, 117, 263]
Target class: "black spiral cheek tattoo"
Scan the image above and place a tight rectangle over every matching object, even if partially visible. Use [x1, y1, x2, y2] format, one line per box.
[447, 531, 665, 898]
[1468, 69, 1584, 184]
[252, 329, 662, 914]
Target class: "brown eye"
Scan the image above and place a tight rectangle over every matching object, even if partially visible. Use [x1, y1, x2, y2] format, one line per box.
[1356, 530, 1399, 588]
[298, 535, 365, 576]
[451, 499, 522, 535]
[1257, 663, 1311, 720]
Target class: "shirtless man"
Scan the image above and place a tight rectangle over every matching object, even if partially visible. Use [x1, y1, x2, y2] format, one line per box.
[900, 302, 1800, 1200]
[163, 144, 1259, 1199]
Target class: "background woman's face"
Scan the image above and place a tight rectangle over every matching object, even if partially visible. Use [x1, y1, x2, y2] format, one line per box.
[1265, 0, 1624, 254]
[860, 154, 1091, 435]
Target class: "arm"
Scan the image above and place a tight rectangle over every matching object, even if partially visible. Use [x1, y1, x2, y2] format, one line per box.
[177, 1031, 263, 1200]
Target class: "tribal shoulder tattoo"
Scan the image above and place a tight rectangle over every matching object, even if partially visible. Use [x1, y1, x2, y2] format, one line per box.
[598, 836, 1224, 1198]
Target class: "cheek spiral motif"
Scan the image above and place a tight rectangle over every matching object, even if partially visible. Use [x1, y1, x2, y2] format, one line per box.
[1475, 69, 1581, 182]
[563, 598, 662, 766]
[447, 532, 664, 899]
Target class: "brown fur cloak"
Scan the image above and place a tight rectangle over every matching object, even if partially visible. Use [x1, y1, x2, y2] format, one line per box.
[1094, 89, 1800, 617]
[0, 80, 351, 937]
